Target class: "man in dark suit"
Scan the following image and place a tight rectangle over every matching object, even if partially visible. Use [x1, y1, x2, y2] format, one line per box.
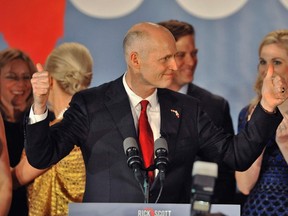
[25, 22, 286, 203]
[158, 20, 235, 204]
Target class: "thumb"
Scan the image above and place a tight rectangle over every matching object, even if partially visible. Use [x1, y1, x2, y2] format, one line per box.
[36, 63, 44, 72]
[265, 64, 274, 79]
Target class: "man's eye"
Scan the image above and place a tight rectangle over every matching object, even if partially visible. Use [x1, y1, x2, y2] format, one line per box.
[191, 50, 198, 57]
[175, 52, 185, 58]
[161, 56, 171, 62]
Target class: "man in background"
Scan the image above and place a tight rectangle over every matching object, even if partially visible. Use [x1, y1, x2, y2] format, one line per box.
[158, 20, 236, 204]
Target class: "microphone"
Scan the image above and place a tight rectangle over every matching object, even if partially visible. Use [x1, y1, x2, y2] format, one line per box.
[123, 137, 144, 179]
[190, 161, 218, 215]
[123, 137, 149, 203]
[153, 137, 169, 203]
[154, 137, 169, 182]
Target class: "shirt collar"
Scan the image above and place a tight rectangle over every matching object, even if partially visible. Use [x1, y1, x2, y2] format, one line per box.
[178, 84, 189, 94]
[122, 73, 158, 109]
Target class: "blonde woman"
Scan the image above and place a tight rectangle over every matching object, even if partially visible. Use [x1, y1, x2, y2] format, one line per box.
[0, 114, 12, 216]
[13, 42, 93, 216]
[236, 30, 288, 215]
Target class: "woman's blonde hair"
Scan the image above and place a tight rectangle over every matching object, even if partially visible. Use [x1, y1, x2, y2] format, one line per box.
[249, 30, 288, 113]
[45, 42, 93, 95]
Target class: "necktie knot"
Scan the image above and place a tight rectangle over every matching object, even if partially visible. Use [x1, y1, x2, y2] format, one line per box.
[140, 100, 149, 112]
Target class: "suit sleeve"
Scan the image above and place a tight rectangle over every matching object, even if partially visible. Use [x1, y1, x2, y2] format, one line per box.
[25, 92, 89, 169]
[198, 103, 282, 171]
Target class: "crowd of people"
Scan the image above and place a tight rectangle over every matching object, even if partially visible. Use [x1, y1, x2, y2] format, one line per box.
[0, 21, 287, 216]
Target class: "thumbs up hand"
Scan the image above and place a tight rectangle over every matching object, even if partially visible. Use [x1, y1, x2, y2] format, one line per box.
[260, 64, 288, 113]
[31, 63, 50, 114]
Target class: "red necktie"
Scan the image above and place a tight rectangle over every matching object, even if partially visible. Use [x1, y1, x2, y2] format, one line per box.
[138, 100, 154, 183]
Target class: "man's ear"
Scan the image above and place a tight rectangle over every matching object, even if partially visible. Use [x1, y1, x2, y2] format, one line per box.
[130, 52, 140, 68]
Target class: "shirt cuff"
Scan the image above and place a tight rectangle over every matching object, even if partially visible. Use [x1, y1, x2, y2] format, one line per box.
[29, 106, 48, 124]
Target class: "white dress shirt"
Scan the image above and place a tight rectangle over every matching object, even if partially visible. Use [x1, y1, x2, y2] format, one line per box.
[122, 74, 161, 141]
[178, 83, 189, 94]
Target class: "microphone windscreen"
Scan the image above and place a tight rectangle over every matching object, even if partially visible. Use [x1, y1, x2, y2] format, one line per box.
[123, 137, 138, 153]
[192, 161, 218, 178]
[154, 137, 168, 152]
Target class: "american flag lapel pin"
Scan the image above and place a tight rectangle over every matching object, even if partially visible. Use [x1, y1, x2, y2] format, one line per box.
[170, 109, 180, 118]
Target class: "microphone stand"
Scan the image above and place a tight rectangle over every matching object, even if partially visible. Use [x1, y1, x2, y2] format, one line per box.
[143, 172, 150, 203]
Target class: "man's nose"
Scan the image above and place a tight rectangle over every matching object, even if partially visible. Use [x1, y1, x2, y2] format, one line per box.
[170, 58, 178, 71]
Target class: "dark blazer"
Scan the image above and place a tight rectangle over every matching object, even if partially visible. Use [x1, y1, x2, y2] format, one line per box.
[187, 83, 236, 203]
[187, 83, 234, 134]
[25, 76, 282, 203]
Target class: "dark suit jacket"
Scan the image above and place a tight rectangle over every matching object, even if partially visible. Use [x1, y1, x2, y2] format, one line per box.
[25, 76, 282, 203]
[187, 83, 234, 134]
[187, 83, 235, 203]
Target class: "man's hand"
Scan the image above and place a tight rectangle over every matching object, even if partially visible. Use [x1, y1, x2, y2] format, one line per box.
[31, 63, 50, 114]
[260, 64, 288, 112]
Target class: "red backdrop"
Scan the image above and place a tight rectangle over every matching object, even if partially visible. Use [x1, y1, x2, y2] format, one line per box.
[0, 0, 65, 65]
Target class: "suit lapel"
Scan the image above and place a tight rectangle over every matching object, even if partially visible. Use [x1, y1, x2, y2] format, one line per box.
[158, 89, 182, 158]
[104, 77, 137, 140]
